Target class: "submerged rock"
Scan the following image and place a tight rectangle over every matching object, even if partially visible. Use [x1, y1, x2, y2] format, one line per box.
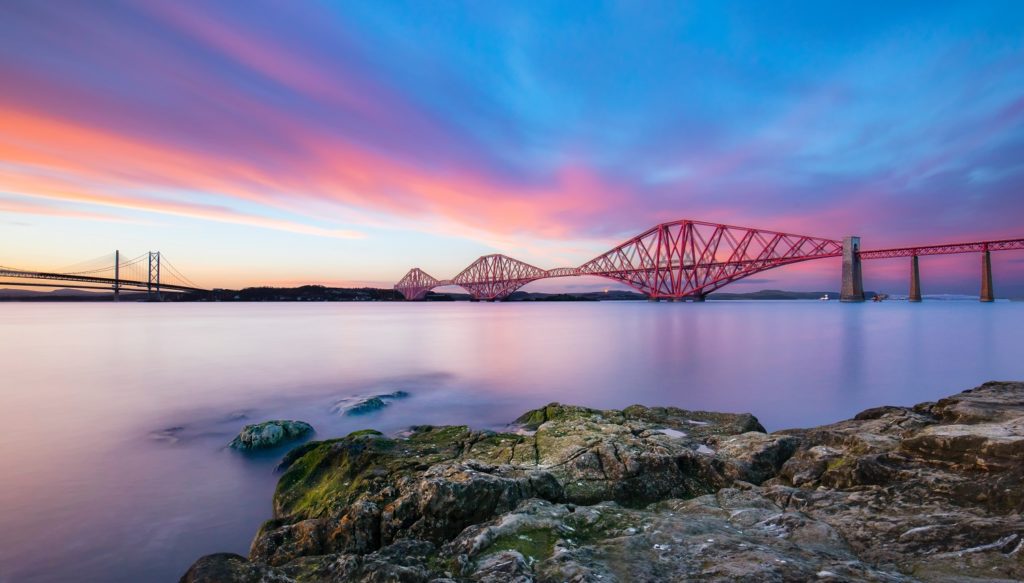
[186, 381, 1024, 582]
[228, 420, 313, 450]
[149, 426, 186, 444]
[339, 396, 387, 416]
[331, 390, 411, 416]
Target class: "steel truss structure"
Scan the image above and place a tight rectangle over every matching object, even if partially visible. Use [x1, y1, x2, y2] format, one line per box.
[395, 219, 844, 300]
[396, 220, 1024, 301]
[393, 268, 449, 301]
[577, 221, 843, 299]
[858, 238, 1024, 259]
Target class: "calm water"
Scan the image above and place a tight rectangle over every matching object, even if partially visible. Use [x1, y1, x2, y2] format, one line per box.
[1, 300, 1022, 582]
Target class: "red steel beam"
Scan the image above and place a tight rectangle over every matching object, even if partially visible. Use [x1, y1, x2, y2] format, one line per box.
[859, 238, 1024, 259]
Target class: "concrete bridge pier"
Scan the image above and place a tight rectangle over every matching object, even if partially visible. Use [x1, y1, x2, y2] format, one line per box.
[690, 294, 706, 302]
[909, 255, 921, 302]
[980, 250, 994, 302]
[840, 236, 865, 302]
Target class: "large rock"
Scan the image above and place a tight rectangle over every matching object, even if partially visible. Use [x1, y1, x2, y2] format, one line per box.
[764, 381, 1024, 579]
[443, 495, 910, 582]
[246, 403, 764, 568]
[185, 381, 1024, 582]
[250, 426, 564, 566]
[178, 553, 289, 583]
[229, 420, 313, 450]
[518, 402, 768, 505]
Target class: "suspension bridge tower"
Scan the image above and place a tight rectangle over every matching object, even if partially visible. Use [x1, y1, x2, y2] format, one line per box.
[147, 251, 161, 301]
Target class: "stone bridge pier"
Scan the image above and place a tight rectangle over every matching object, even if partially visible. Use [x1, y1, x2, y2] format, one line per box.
[840, 236, 865, 302]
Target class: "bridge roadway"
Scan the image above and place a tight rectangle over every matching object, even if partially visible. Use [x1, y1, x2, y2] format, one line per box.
[857, 238, 1024, 259]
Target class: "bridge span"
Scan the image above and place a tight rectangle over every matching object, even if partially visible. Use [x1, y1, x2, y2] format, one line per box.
[395, 219, 1024, 302]
[0, 251, 205, 300]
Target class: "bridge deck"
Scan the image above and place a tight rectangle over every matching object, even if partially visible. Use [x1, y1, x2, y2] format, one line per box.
[859, 238, 1024, 259]
[0, 268, 206, 293]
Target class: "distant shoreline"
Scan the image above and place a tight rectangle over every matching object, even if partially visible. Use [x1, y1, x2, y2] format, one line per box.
[0, 286, 946, 303]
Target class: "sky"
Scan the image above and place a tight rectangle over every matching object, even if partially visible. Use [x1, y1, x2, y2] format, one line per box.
[1, 1, 1023, 295]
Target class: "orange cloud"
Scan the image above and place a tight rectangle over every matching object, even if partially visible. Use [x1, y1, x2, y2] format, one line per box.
[0, 103, 628, 247]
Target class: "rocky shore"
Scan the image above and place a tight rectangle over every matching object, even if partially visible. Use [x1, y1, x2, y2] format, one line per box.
[181, 381, 1024, 582]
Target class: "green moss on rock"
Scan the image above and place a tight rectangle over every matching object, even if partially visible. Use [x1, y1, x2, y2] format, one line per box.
[272, 424, 530, 521]
[515, 403, 619, 429]
[484, 527, 558, 564]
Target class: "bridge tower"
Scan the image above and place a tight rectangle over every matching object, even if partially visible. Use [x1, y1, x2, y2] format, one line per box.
[114, 250, 120, 302]
[840, 236, 865, 302]
[147, 251, 161, 301]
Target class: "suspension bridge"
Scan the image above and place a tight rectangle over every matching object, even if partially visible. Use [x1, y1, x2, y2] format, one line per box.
[395, 219, 1024, 302]
[0, 251, 206, 300]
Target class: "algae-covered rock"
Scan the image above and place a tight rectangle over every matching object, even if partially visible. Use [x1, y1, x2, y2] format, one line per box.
[514, 402, 622, 429]
[252, 425, 564, 566]
[228, 420, 313, 450]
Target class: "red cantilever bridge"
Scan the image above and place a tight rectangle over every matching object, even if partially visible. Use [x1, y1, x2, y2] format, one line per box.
[395, 219, 1024, 302]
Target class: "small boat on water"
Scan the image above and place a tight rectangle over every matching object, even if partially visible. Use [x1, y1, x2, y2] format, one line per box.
[819, 294, 829, 301]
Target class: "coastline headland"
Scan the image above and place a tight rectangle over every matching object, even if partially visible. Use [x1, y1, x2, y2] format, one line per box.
[182, 381, 1024, 582]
